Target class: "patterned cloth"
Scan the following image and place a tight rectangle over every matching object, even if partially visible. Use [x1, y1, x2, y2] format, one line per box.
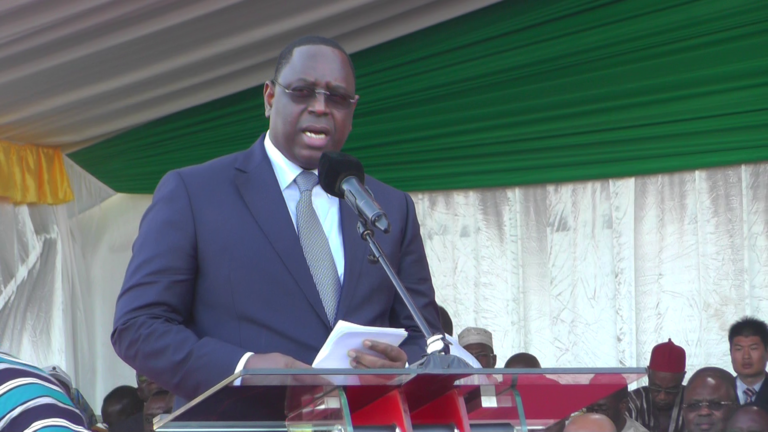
[628, 386, 685, 432]
[623, 415, 651, 432]
[0, 352, 89, 432]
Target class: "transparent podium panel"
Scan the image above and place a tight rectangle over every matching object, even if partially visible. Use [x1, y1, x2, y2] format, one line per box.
[286, 387, 353, 432]
[155, 368, 646, 432]
[456, 370, 646, 429]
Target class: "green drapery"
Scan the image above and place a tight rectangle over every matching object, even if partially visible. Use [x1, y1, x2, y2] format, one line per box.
[70, 0, 768, 194]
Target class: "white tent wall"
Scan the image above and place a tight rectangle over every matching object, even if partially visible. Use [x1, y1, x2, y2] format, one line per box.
[416, 163, 768, 374]
[2, 161, 768, 412]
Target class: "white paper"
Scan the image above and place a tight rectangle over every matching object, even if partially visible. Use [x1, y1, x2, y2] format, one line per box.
[312, 320, 408, 368]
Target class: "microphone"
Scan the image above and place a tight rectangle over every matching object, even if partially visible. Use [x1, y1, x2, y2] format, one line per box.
[319, 152, 391, 234]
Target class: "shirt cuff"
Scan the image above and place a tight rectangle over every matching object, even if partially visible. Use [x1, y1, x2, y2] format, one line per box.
[233, 352, 254, 386]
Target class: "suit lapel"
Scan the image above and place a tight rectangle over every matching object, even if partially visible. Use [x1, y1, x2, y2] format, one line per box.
[756, 374, 768, 404]
[234, 135, 330, 328]
[335, 202, 370, 320]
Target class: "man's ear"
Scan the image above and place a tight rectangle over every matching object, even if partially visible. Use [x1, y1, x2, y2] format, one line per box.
[264, 81, 275, 118]
[619, 397, 629, 414]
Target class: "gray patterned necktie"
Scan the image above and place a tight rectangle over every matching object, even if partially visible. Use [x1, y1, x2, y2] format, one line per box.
[295, 171, 341, 324]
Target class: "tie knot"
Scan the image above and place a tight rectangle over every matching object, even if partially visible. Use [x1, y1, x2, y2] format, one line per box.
[295, 171, 319, 193]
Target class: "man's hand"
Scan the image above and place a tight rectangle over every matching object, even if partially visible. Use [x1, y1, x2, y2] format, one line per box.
[348, 340, 407, 369]
[242, 353, 320, 386]
[243, 352, 311, 370]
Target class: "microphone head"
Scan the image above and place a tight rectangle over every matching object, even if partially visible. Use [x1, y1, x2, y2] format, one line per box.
[319, 152, 365, 198]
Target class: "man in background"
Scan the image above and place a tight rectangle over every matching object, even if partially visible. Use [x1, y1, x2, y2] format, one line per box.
[0, 351, 88, 431]
[436, 306, 481, 368]
[682, 367, 738, 432]
[459, 327, 497, 368]
[729, 317, 768, 410]
[725, 405, 768, 432]
[505, 352, 542, 369]
[629, 339, 687, 432]
[588, 386, 649, 432]
[101, 385, 143, 431]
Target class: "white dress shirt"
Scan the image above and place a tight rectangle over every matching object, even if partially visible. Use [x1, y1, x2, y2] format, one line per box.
[235, 131, 345, 379]
[736, 375, 765, 404]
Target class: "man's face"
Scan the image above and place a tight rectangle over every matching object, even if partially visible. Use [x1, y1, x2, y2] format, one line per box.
[683, 376, 737, 432]
[587, 395, 625, 429]
[726, 407, 768, 432]
[730, 336, 768, 379]
[648, 370, 686, 411]
[464, 343, 497, 368]
[144, 392, 174, 432]
[264, 45, 358, 170]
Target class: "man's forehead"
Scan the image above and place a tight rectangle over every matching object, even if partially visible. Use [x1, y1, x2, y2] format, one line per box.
[649, 371, 684, 385]
[279, 45, 354, 86]
[733, 336, 764, 345]
[685, 376, 731, 397]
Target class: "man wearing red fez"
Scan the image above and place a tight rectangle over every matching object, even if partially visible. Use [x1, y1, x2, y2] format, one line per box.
[628, 339, 687, 432]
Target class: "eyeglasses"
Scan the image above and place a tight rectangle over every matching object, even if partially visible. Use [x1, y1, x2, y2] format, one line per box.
[272, 80, 356, 110]
[649, 385, 683, 395]
[682, 401, 735, 412]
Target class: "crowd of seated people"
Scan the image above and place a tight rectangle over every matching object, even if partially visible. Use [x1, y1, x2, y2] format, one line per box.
[444, 308, 768, 432]
[2, 308, 766, 431]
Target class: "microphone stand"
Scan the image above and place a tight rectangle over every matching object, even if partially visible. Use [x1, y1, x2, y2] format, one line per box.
[357, 219, 472, 369]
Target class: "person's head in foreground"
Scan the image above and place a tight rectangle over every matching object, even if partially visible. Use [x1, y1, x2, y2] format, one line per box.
[565, 413, 618, 432]
[725, 405, 768, 432]
[647, 339, 687, 412]
[101, 385, 144, 429]
[264, 35, 358, 171]
[505, 352, 542, 369]
[683, 367, 738, 432]
[144, 390, 175, 432]
[458, 327, 497, 368]
[729, 317, 768, 390]
[587, 387, 630, 432]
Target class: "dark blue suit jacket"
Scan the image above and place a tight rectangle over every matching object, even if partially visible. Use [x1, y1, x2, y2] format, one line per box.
[111, 134, 440, 403]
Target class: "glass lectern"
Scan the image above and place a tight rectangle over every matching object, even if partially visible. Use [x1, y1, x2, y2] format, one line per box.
[155, 368, 645, 432]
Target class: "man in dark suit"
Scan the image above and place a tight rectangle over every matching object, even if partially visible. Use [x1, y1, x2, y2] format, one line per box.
[729, 317, 768, 411]
[111, 36, 441, 405]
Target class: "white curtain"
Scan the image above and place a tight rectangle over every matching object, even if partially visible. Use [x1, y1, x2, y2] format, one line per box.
[2, 161, 767, 412]
[0, 157, 119, 412]
[415, 163, 768, 375]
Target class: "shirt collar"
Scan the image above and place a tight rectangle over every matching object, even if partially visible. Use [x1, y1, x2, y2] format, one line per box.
[737, 375, 765, 392]
[264, 130, 317, 191]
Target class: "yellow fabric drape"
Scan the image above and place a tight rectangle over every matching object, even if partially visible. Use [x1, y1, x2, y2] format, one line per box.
[0, 140, 74, 205]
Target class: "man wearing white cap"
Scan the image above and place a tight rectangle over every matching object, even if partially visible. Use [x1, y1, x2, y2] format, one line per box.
[458, 327, 497, 368]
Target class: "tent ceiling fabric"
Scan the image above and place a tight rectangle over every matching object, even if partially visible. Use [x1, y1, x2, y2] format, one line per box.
[0, 0, 499, 148]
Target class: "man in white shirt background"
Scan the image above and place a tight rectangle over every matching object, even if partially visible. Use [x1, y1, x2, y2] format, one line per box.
[728, 317, 768, 411]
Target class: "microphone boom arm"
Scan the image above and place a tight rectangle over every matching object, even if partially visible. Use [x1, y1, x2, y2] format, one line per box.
[357, 219, 435, 342]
